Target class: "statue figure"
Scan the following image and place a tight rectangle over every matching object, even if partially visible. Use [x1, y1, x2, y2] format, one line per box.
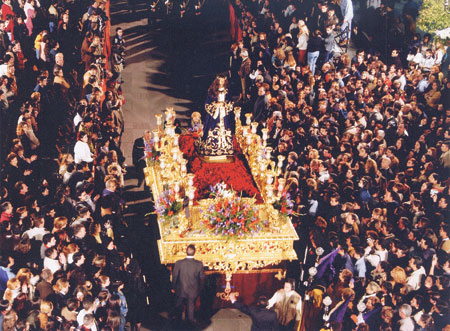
[196, 75, 235, 162]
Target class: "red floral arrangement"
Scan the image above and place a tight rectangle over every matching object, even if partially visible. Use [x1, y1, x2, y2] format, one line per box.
[144, 139, 160, 166]
[272, 190, 295, 221]
[179, 133, 263, 202]
[154, 189, 183, 221]
[201, 183, 266, 240]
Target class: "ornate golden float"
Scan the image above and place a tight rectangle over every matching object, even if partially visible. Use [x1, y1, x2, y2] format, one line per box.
[144, 106, 298, 300]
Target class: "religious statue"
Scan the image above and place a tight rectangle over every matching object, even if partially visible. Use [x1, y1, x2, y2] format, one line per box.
[196, 75, 235, 162]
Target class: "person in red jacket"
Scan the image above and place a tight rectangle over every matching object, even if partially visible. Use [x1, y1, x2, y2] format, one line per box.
[1, 0, 15, 21]
[0, 201, 13, 222]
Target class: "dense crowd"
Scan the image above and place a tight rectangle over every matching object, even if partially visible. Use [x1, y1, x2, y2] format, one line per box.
[222, 0, 450, 330]
[0, 0, 146, 330]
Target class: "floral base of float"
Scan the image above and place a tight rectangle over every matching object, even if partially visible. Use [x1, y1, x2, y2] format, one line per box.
[146, 107, 298, 301]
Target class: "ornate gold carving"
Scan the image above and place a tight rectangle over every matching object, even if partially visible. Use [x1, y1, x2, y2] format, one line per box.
[196, 126, 234, 156]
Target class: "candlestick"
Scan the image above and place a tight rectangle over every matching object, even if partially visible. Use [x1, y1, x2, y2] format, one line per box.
[187, 187, 195, 205]
[261, 128, 268, 141]
[155, 114, 162, 126]
[174, 181, 180, 199]
[246, 134, 252, 146]
[165, 109, 172, 123]
[277, 155, 285, 170]
[266, 184, 274, 200]
[187, 174, 195, 187]
[265, 146, 273, 160]
[171, 147, 178, 161]
[251, 122, 258, 134]
[152, 129, 159, 142]
[234, 106, 241, 122]
[278, 178, 286, 195]
[245, 113, 252, 126]
[181, 160, 187, 174]
[266, 172, 274, 185]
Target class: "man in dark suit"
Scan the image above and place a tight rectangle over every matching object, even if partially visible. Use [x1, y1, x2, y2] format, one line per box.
[252, 85, 268, 125]
[132, 130, 151, 187]
[230, 293, 279, 331]
[172, 244, 205, 324]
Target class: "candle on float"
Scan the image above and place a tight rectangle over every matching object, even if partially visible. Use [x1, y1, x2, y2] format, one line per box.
[277, 155, 285, 169]
[155, 114, 162, 126]
[187, 174, 195, 187]
[174, 181, 180, 198]
[266, 173, 274, 185]
[187, 187, 195, 201]
[266, 184, 274, 199]
[261, 128, 268, 141]
[246, 134, 252, 146]
[278, 178, 286, 193]
[171, 147, 178, 161]
[251, 122, 258, 134]
[245, 113, 252, 126]
[265, 146, 273, 160]
[234, 107, 241, 120]
[152, 129, 159, 143]
[181, 160, 187, 174]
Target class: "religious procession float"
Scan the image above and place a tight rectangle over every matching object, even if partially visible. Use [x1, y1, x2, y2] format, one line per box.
[144, 76, 298, 302]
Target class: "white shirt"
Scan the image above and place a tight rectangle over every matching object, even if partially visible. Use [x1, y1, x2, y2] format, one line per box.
[43, 257, 61, 274]
[0, 64, 8, 77]
[297, 34, 308, 51]
[406, 267, 426, 292]
[23, 227, 48, 241]
[74, 140, 93, 164]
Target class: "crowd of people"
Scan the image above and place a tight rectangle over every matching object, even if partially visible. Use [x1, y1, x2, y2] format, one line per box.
[217, 0, 449, 330]
[0, 0, 146, 330]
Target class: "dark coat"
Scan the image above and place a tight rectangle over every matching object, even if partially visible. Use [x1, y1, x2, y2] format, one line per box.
[35, 280, 54, 300]
[132, 137, 145, 166]
[172, 257, 205, 299]
[233, 301, 279, 331]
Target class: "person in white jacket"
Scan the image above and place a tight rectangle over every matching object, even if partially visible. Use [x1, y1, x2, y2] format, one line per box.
[406, 256, 426, 292]
[74, 131, 93, 164]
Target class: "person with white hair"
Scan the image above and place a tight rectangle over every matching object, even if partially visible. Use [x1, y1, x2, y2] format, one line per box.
[398, 304, 415, 331]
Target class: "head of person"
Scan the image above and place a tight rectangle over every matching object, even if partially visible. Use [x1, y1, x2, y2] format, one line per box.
[186, 244, 195, 256]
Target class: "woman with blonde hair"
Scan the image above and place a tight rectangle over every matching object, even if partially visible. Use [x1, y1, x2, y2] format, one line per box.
[3, 277, 20, 303]
[52, 278, 70, 315]
[38, 300, 54, 329]
[53, 217, 69, 248]
[297, 21, 309, 65]
[58, 153, 74, 176]
[52, 216, 68, 233]
[61, 243, 79, 264]
[284, 50, 297, 70]
[90, 222, 103, 245]
[390, 266, 407, 286]
[364, 158, 378, 178]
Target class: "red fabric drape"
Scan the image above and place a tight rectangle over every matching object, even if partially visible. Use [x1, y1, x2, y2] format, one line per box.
[228, 1, 242, 42]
